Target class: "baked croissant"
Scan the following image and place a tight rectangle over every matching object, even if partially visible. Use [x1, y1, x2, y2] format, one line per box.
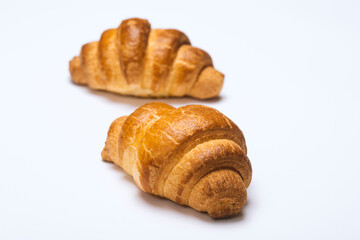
[69, 18, 224, 99]
[101, 102, 252, 218]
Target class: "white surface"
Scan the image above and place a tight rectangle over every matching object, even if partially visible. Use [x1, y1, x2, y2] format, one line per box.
[1, 0, 359, 239]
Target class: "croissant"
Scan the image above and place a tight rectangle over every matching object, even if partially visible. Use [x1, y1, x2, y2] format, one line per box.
[69, 18, 224, 99]
[101, 102, 252, 218]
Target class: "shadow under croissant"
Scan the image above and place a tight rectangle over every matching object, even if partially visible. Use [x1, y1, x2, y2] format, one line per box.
[108, 162, 249, 222]
[138, 188, 249, 222]
[69, 78, 224, 107]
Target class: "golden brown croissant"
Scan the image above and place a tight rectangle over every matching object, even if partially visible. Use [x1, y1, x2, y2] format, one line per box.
[101, 102, 252, 218]
[69, 18, 224, 99]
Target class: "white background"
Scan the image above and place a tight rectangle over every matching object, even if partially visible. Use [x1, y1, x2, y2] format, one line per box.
[1, 0, 359, 239]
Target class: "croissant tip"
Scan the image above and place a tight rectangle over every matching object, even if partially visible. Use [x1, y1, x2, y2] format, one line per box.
[101, 147, 112, 162]
[69, 56, 87, 85]
[188, 67, 224, 99]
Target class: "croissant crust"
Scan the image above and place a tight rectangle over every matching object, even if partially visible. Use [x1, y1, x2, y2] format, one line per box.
[69, 18, 224, 99]
[102, 102, 252, 219]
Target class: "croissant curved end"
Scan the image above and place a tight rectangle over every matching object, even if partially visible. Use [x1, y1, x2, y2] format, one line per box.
[188, 169, 247, 219]
[69, 56, 86, 85]
[188, 67, 224, 99]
